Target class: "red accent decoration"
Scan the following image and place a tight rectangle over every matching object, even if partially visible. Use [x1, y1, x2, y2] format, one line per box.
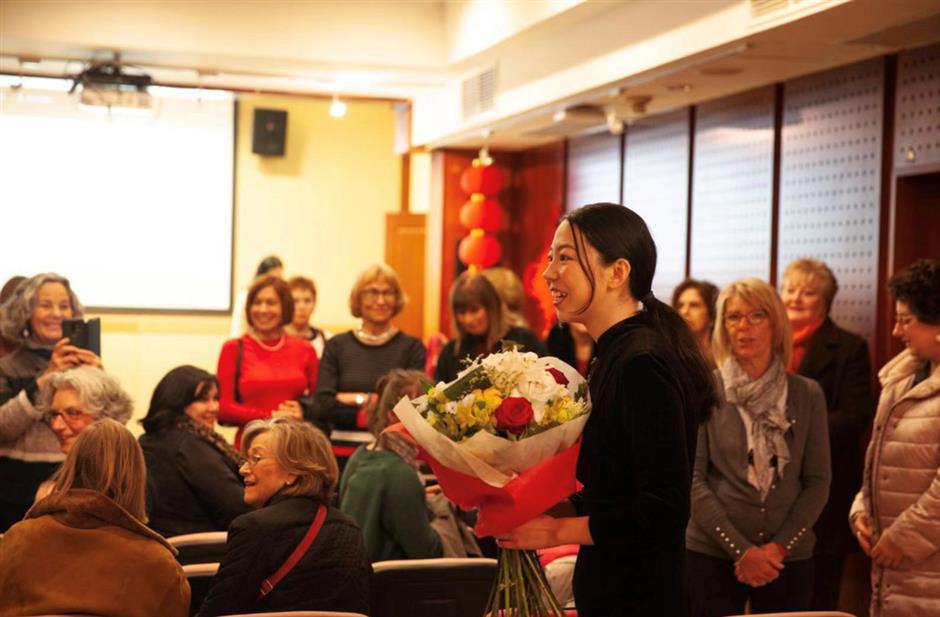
[546, 367, 569, 386]
[460, 164, 505, 196]
[494, 397, 534, 435]
[458, 234, 502, 268]
[459, 198, 504, 232]
[331, 444, 358, 458]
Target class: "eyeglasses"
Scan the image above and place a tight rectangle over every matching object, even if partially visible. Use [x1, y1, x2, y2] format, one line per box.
[724, 310, 769, 327]
[362, 288, 397, 301]
[243, 454, 274, 469]
[45, 409, 90, 425]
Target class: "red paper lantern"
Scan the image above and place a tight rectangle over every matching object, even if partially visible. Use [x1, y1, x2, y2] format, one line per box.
[459, 198, 504, 232]
[460, 164, 504, 196]
[458, 234, 502, 268]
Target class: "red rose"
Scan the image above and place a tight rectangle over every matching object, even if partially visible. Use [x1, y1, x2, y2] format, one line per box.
[546, 367, 569, 386]
[494, 397, 534, 435]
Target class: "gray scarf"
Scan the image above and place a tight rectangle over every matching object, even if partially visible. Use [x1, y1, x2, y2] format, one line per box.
[720, 356, 791, 500]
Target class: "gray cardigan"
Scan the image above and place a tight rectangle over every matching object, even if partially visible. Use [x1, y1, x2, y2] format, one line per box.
[686, 372, 831, 562]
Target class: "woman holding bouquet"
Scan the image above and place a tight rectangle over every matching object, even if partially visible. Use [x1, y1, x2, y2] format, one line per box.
[498, 203, 716, 616]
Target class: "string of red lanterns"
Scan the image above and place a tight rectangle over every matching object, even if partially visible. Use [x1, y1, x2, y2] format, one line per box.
[457, 156, 504, 270]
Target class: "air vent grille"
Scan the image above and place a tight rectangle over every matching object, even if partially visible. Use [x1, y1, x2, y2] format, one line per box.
[462, 65, 497, 119]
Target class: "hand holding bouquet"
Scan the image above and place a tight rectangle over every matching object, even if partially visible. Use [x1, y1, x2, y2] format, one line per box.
[393, 346, 591, 616]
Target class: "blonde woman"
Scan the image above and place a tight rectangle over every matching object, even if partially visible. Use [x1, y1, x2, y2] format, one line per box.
[310, 264, 424, 466]
[197, 418, 370, 616]
[686, 278, 831, 616]
[0, 419, 190, 617]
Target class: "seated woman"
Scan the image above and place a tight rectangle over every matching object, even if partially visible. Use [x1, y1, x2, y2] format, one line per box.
[139, 365, 250, 537]
[340, 369, 442, 562]
[0, 273, 101, 531]
[0, 419, 190, 617]
[672, 278, 719, 367]
[435, 272, 547, 383]
[217, 274, 319, 447]
[311, 264, 425, 465]
[286, 275, 332, 358]
[686, 278, 831, 616]
[197, 417, 370, 616]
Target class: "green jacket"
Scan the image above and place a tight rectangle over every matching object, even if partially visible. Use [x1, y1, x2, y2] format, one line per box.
[339, 446, 442, 562]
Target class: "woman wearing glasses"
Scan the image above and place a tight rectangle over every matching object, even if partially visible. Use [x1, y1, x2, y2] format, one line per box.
[217, 275, 319, 448]
[686, 278, 831, 616]
[850, 259, 940, 617]
[0, 273, 101, 531]
[310, 264, 425, 467]
[196, 418, 369, 616]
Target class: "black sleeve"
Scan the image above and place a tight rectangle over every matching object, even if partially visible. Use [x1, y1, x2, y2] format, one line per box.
[178, 440, 251, 531]
[308, 339, 356, 431]
[196, 516, 268, 617]
[588, 354, 692, 552]
[517, 328, 548, 357]
[434, 340, 460, 383]
[828, 336, 873, 444]
[406, 337, 427, 371]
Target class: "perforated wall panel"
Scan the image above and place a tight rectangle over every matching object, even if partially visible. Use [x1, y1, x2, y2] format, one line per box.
[778, 59, 883, 343]
[623, 109, 690, 300]
[566, 131, 621, 210]
[896, 42, 940, 170]
[690, 88, 775, 288]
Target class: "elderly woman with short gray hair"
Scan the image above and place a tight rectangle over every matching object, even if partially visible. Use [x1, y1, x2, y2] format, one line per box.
[686, 278, 831, 617]
[0, 272, 102, 531]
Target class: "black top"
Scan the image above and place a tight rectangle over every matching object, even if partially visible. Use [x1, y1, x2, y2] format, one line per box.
[197, 494, 371, 616]
[545, 322, 597, 371]
[571, 311, 698, 617]
[433, 325, 547, 383]
[797, 317, 873, 556]
[310, 331, 425, 432]
[139, 428, 250, 538]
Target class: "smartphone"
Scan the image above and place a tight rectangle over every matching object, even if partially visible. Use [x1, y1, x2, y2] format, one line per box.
[62, 318, 101, 357]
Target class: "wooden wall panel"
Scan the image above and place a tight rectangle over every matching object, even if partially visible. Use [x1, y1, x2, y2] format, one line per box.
[778, 58, 884, 344]
[566, 131, 621, 210]
[690, 87, 775, 288]
[623, 109, 691, 300]
[895, 43, 940, 173]
[386, 212, 426, 339]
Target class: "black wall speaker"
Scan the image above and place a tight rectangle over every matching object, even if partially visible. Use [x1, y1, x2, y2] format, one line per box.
[252, 108, 288, 156]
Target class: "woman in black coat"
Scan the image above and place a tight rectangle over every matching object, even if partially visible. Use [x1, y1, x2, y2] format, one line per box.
[496, 203, 717, 617]
[139, 366, 250, 537]
[781, 259, 873, 610]
[197, 417, 370, 616]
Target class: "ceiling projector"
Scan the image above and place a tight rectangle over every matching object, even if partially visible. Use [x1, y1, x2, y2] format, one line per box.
[70, 62, 153, 109]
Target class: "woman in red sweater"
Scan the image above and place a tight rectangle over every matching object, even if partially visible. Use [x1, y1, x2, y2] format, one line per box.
[217, 275, 318, 447]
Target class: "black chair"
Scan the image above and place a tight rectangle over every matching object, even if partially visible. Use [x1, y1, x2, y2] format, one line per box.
[370, 557, 498, 617]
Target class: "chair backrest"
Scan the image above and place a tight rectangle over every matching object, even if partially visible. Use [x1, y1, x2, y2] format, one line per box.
[183, 562, 220, 617]
[728, 612, 856, 617]
[219, 612, 369, 617]
[167, 531, 229, 565]
[371, 557, 498, 617]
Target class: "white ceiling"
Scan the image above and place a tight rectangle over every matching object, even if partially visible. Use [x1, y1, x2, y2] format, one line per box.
[2, 0, 940, 148]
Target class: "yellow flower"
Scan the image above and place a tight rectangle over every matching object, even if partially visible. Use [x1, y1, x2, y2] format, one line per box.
[427, 387, 446, 405]
[455, 391, 493, 432]
[482, 387, 503, 412]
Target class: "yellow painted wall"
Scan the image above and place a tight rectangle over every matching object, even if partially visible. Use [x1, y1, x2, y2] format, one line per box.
[90, 94, 401, 437]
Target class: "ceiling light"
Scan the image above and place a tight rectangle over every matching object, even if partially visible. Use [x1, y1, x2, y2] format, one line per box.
[329, 95, 347, 118]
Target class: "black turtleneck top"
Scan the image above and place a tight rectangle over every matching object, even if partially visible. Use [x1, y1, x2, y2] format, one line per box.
[571, 310, 699, 617]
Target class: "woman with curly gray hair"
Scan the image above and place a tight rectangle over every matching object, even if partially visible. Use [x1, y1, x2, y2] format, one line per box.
[0, 273, 102, 531]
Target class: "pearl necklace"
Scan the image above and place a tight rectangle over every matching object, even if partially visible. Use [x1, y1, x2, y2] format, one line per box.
[355, 326, 398, 344]
[252, 332, 286, 352]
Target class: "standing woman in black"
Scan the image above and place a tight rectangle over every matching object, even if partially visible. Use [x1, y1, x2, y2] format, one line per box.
[496, 203, 716, 616]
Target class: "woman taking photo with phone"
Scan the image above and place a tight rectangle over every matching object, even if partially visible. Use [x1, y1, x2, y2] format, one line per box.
[496, 203, 716, 616]
[0, 273, 102, 531]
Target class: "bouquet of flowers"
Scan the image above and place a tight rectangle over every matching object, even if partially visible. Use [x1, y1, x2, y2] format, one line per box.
[393, 346, 591, 617]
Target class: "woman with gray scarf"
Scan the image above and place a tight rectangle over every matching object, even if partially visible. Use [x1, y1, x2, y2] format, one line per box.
[686, 278, 831, 616]
[0, 273, 102, 531]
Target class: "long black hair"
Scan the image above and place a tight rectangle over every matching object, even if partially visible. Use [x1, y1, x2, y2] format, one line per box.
[141, 365, 218, 434]
[563, 203, 717, 423]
